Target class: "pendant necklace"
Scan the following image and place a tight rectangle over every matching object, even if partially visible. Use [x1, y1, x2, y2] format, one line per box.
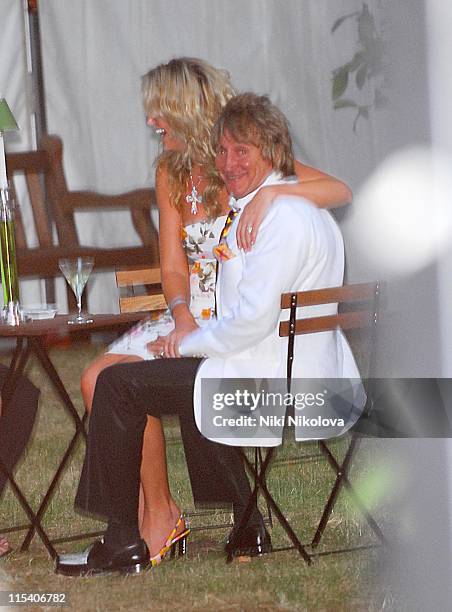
[185, 172, 203, 214]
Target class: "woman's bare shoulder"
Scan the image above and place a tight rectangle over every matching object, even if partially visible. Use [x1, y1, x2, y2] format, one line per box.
[155, 164, 178, 215]
[155, 163, 171, 192]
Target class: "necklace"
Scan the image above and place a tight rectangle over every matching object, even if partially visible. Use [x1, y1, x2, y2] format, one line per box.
[185, 173, 203, 214]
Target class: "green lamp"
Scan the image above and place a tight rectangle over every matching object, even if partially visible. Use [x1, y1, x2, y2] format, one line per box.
[0, 97, 19, 132]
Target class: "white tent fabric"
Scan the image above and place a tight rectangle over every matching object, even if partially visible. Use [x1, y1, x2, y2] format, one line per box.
[4, 4, 452, 603]
[9, 0, 447, 379]
[37, 0, 389, 313]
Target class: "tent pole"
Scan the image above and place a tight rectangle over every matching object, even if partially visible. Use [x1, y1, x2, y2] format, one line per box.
[24, 0, 54, 302]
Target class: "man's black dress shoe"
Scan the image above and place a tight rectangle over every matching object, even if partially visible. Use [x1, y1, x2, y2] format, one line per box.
[55, 538, 150, 577]
[225, 524, 272, 558]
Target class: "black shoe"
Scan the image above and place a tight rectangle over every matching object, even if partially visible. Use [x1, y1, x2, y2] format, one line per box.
[225, 524, 272, 558]
[55, 538, 150, 577]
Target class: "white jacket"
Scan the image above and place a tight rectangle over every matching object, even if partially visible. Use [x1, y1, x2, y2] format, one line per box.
[180, 173, 362, 445]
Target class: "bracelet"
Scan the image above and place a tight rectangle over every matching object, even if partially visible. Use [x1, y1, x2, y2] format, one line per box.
[168, 295, 189, 315]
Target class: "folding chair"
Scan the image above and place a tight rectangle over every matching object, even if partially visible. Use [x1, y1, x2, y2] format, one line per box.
[280, 281, 386, 553]
[227, 281, 385, 562]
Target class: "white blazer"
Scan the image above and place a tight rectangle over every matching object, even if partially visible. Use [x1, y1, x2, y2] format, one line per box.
[180, 173, 362, 446]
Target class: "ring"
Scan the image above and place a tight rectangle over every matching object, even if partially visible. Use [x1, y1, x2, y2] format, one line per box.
[160, 350, 165, 357]
[246, 225, 253, 234]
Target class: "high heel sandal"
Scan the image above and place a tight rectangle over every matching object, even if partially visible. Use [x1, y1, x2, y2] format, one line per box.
[150, 514, 190, 566]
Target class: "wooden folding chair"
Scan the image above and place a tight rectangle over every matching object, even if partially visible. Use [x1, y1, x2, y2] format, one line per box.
[280, 281, 386, 553]
[227, 281, 385, 562]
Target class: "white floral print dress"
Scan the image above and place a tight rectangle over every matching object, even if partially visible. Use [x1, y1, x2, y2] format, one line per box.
[107, 215, 227, 360]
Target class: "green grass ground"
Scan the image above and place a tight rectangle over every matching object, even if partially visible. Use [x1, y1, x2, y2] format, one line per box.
[0, 342, 390, 611]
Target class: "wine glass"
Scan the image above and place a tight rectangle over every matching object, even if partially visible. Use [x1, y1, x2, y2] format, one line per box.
[58, 257, 94, 324]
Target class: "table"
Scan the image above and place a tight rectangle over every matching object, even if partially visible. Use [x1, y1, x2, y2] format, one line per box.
[0, 312, 146, 558]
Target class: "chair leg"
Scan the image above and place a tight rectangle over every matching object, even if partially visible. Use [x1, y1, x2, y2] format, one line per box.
[256, 448, 273, 528]
[239, 448, 311, 564]
[312, 436, 386, 548]
[226, 448, 272, 563]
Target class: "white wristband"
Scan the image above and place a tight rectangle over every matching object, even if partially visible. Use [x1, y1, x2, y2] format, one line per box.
[168, 295, 189, 315]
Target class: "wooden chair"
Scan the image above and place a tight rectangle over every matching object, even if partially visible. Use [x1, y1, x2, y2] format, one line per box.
[115, 266, 166, 313]
[5, 135, 159, 297]
[227, 281, 385, 561]
[281, 281, 385, 553]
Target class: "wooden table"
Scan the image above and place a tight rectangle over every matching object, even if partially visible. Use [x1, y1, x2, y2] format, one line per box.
[0, 312, 146, 558]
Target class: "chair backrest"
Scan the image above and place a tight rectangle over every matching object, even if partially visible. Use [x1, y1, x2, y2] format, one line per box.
[115, 266, 166, 313]
[6, 134, 160, 280]
[40, 136, 158, 257]
[5, 147, 53, 252]
[279, 282, 380, 383]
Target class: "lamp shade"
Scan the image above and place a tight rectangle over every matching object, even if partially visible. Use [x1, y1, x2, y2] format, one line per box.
[0, 98, 19, 132]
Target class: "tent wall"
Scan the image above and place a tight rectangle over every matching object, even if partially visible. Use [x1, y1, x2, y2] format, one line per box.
[37, 0, 391, 314]
[4, 0, 448, 380]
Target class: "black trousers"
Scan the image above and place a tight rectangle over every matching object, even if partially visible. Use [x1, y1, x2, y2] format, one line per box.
[0, 366, 40, 496]
[75, 358, 260, 527]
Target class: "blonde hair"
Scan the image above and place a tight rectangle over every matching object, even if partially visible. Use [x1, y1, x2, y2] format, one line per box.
[142, 57, 236, 217]
[212, 93, 295, 176]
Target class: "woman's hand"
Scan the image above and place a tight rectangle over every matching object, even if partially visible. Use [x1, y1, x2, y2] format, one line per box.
[237, 163, 352, 252]
[148, 317, 199, 359]
[236, 186, 278, 251]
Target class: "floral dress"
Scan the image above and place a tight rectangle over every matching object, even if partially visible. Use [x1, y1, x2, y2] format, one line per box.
[106, 215, 227, 360]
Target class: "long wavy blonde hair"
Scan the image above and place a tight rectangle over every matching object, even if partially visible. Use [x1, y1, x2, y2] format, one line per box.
[142, 57, 236, 218]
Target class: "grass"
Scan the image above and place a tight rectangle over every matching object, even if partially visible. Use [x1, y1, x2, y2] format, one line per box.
[0, 342, 390, 611]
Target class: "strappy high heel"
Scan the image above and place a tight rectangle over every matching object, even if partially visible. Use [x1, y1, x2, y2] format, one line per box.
[150, 514, 190, 566]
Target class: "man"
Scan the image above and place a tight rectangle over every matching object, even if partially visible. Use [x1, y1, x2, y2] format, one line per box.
[184, 94, 358, 445]
[56, 93, 358, 576]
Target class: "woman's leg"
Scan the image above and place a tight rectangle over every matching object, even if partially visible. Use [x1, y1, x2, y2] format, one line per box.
[81, 352, 182, 555]
[81, 353, 142, 413]
[139, 416, 184, 556]
[76, 360, 199, 555]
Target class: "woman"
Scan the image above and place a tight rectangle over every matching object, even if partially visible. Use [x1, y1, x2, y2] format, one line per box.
[81, 57, 352, 561]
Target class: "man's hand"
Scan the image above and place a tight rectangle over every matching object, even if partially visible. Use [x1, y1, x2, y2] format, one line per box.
[147, 318, 199, 358]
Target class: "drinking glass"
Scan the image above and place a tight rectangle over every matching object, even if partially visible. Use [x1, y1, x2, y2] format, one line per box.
[58, 257, 94, 324]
